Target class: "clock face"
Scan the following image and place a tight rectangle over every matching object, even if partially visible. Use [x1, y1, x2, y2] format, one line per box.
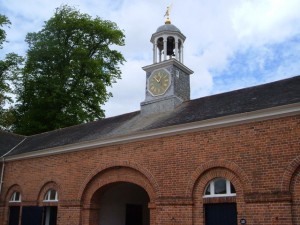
[148, 69, 171, 96]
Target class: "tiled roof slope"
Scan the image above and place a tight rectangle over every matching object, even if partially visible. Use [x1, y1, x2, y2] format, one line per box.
[146, 75, 300, 129]
[0, 131, 24, 156]
[4, 75, 300, 157]
[7, 111, 140, 156]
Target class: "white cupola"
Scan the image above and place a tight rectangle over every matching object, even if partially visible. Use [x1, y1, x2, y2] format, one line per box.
[151, 15, 186, 64]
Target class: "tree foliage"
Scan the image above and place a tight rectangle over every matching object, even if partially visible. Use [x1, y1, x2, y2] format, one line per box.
[0, 15, 23, 131]
[0, 15, 10, 48]
[14, 5, 125, 135]
[0, 15, 11, 110]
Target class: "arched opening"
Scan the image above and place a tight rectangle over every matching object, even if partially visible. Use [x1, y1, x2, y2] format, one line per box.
[8, 191, 22, 225]
[90, 182, 150, 225]
[42, 189, 58, 225]
[154, 36, 180, 62]
[166, 36, 175, 57]
[156, 37, 164, 62]
[203, 178, 237, 225]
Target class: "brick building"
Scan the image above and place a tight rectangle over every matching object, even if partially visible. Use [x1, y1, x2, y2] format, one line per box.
[0, 19, 300, 225]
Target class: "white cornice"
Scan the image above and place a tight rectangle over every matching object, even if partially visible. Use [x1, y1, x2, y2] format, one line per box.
[5, 103, 300, 162]
[142, 59, 194, 75]
[151, 31, 186, 43]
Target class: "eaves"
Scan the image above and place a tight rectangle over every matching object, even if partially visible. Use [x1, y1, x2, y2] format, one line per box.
[5, 102, 300, 162]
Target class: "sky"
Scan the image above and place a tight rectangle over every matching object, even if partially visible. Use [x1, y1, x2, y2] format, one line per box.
[1, 0, 300, 117]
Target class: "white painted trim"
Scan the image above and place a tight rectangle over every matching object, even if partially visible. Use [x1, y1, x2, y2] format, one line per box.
[43, 200, 58, 202]
[43, 189, 58, 202]
[203, 179, 237, 198]
[5, 103, 300, 162]
[9, 199, 22, 203]
[203, 193, 237, 198]
[9, 191, 21, 202]
[142, 58, 193, 75]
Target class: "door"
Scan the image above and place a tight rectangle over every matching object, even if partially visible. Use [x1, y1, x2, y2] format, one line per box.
[126, 204, 143, 225]
[21, 206, 43, 225]
[43, 207, 57, 225]
[205, 203, 237, 225]
[9, 206, 20, 225]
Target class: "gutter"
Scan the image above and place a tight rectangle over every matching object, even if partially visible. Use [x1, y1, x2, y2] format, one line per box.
[0, 137, 26, 195]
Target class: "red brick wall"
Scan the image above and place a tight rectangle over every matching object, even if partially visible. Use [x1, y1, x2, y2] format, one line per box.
[0, 115, 299, 225]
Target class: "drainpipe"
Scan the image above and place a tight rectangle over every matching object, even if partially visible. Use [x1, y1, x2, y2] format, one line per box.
[0, 158, 5, 195]
[0, 138, 26, 195]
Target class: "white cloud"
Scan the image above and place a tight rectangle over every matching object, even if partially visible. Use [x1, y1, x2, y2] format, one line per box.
[103, 59, 147, 116]
[231, 0, 300, 46]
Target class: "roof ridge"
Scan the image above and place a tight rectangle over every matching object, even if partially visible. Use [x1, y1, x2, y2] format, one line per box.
[190, 75, 300, 102]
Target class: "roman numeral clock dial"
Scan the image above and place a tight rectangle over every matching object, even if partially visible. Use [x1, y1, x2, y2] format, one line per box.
[148, 69, 171, 96]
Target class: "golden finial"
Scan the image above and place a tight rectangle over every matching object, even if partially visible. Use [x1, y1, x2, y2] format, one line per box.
[164, 4, 172, 24]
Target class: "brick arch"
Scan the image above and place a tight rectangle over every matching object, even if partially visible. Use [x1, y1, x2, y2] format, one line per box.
[80, 166, 157, 205]
[5, 184, 23, 203]
[78, 160, 159, 200]
[281, 156, 300, 192]
[185, 159, 251, 197]
[192, 167, 244, 199]
[37, 181, 60, 204]
[80, 166, 158, 225]
[290, 166, 300, 224]
[191, 167, 246, 225]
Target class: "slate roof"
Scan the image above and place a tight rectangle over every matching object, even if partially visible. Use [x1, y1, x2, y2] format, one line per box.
[0, 131, 24, 156]
[156, 24, 181, 33]
[1, 75, 300, 157]
[146, 75, 300, 129]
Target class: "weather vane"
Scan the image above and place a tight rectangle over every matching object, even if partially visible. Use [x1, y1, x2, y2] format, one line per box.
[164, 4, 172, 24]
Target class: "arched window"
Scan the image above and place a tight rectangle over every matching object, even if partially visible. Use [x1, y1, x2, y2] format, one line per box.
[8, 192, 21, 225]
[9, 191, 21, 202]
[204, 178, 236, 197]
[44, 189, 58, 202]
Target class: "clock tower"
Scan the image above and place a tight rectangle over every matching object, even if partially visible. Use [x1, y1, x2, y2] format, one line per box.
[140, 13, 193, 115]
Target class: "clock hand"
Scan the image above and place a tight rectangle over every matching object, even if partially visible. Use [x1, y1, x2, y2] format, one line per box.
[157, 74, 162, 82]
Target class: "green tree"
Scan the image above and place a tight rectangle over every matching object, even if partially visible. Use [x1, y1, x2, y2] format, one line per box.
[0, 15, 11, 114]
[0, 53, 23, 131]
[0, 15, 10, 47]
[14, 5, 125, 135]
[0, 15, 23, 131]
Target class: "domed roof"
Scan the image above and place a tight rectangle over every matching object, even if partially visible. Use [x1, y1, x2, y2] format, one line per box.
[156, 23, 181, 33]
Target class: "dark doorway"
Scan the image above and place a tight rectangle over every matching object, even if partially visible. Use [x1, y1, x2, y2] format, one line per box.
[21, 206, 43, 225]
[9, 206, 20, 225]
[205, 203, 237, 225]
[43, 207, 57, 225]
[20, 206, 58, 225]
[96, 182, 150, 225]
[126, 204, 143, 225]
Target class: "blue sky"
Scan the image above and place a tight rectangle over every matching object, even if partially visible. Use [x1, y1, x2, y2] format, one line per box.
[214, 37, 300, 93]
[1, 0, 300, 117]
